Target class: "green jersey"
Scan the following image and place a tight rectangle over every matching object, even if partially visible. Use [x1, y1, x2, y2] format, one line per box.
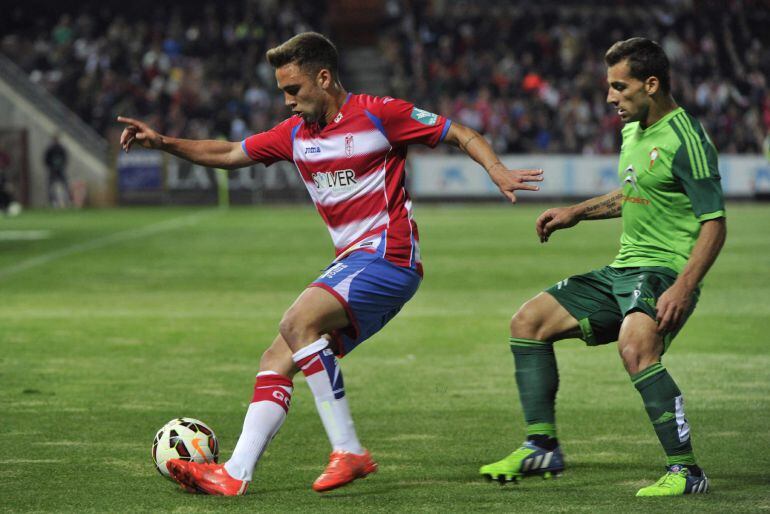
[611, 107, 725, 274]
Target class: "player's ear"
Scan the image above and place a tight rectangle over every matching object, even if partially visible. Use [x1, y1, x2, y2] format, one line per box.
[645, 76, 660, 96]
[317, 69, 332, 90]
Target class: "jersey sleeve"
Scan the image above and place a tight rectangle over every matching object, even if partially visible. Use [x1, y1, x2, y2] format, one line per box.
[671, 140, 725, 221]
[241, 117, 299, 165]
[365, 97, 451, 148]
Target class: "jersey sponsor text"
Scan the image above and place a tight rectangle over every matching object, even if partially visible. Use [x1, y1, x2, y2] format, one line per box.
[312, 169, 358, 192]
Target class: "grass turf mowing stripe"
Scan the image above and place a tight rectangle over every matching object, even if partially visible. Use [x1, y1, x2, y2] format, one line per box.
[1, 204, 768, 512]
[0, 210, 213, 280]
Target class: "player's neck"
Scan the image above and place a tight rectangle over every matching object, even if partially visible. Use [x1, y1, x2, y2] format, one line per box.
[321, 86, 349, 127]
[642, 95, 678, 129]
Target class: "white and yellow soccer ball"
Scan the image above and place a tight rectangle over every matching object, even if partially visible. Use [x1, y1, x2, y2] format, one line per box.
[152, 417, 219, 478]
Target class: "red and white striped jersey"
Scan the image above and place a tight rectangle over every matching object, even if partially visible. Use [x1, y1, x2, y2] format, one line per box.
[242, 93, 451, 274]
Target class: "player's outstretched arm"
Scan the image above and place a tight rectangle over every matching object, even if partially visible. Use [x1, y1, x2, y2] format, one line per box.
[117, 116, 252, 170]
[442, 122, 542, 203]
[656, 217, 726, 333]
[536, 188, 623, 242]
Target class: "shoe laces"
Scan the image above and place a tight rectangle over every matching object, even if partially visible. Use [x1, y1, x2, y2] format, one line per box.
[654, 468, 688, 489]
[325, 452, 351, 473]
[502, 444, 537, 463]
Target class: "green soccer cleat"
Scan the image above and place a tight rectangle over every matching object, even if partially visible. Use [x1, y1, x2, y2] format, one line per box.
[636, 465, 710, 497]
[480, 442, 564, 484]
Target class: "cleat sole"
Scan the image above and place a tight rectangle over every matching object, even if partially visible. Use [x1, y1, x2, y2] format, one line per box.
[488, 473, 520, 484]
[483, 468, 562, 485]
[540, 469, 563, 480]
[178, 482, 201, 494]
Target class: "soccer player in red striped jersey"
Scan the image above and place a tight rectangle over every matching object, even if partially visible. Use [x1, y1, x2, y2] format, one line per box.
[118, 32, 543, 495]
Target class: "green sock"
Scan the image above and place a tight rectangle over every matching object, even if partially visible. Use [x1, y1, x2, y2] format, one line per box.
[510, 337, 558, 438]
[632, 363, 696, 466]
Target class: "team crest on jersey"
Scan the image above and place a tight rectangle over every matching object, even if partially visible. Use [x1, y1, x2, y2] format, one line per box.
[649, 147, 659, 169]
[345, 134, 354, 157]
[411, 107, 438, 125]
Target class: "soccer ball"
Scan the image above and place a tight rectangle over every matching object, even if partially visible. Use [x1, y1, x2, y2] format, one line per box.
[152, 417, 219, 478]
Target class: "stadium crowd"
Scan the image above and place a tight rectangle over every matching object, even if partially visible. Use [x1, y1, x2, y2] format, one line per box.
[2, 0, 768, 155]
[379, 0, 770, 154]
[1, 1, 327, 143]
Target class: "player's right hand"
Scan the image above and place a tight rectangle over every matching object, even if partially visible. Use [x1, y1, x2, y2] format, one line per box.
[488, 165, 543, 204]
[535, 207, 580, 243]
[117, 116, 163, 152]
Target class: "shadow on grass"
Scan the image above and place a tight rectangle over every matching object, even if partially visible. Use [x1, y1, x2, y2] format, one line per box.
[709, 470, 770, 490]
[318, 483, 424, 499]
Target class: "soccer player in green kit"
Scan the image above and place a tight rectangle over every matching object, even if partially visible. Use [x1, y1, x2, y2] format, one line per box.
[480, 37, 726, 497]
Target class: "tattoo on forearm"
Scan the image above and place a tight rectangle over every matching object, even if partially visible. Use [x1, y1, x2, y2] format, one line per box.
[583, 191, 624, 219]
[459, 134, 479, 151]
[486, 161, 504, 173]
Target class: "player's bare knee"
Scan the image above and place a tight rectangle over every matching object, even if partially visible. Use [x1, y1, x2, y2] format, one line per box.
[510, 306, 546, 340]
[619, 345, 641, 374]
[278, 310, 302, 346]
[618, 314, 663, 374]
[279, 310, 322, 351]
[618, 344, 657, 375]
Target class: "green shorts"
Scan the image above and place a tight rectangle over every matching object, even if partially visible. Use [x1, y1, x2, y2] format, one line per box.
[545, 266, 699, 351]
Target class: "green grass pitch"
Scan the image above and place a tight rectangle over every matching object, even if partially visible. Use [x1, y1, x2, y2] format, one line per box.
[1, 204, 768, 513]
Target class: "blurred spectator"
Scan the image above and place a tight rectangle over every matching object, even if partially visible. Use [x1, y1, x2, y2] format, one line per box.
[44, 134, 71, 207]
[0, 153, 22, 216]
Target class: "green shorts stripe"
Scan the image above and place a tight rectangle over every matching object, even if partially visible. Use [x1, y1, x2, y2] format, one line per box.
[578, 317, 597, 345]
[630, 362, 666, 385]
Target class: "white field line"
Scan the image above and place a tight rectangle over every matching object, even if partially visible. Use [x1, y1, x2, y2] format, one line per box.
[0, 211, 212, 280]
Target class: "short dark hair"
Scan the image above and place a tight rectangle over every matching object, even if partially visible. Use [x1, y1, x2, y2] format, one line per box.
[266, 32, 339, 78]
[605, 37, 671, 93]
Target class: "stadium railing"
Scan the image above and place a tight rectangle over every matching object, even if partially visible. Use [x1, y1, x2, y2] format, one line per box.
[0, 53, 108, 163]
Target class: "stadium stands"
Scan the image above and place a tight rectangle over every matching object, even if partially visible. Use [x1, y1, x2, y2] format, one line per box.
[1, 1, 327, 144]
[1, 0, 768, 155]
[378, 1, 770, 154]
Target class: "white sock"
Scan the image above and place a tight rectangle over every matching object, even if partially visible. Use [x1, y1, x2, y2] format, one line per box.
[224, 371, 292, 481]
[293, 338, 364, 454]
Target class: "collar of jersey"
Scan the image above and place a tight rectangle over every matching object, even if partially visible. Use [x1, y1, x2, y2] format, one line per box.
[309, 92, 352, 134]
[637, 106, 683, 136]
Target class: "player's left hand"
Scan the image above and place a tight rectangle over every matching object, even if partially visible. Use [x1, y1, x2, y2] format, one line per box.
[488, 165, 543, 203]
[655, 283, 694, 334]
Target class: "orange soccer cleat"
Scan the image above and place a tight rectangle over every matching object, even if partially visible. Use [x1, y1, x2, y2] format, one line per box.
[166, 459, 249, 496]
[312, 450, 378, 492]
